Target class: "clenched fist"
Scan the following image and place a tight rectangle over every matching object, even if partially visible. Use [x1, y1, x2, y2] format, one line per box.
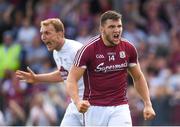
[143, 104, 156, 120]
[76, 100, 90, 113]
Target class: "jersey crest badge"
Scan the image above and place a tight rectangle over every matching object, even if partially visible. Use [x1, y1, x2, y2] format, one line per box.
[119, 51, 126, 58]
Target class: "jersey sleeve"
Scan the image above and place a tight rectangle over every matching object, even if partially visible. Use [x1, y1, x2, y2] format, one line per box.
[128, 43, 138, 67]
[73, 45, 91, 69]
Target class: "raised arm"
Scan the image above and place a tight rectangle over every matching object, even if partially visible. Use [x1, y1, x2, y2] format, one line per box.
[16, 67, 63, 84]
[128, 63, 156, 120]
[66, 65, 90, 113]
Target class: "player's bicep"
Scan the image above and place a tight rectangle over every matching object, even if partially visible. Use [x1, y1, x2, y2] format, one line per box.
[128, 63, 142, 81]
[67, 65, 85, 82]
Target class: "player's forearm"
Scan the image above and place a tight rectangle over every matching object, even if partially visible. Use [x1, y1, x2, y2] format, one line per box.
[35, 70, 63, 83]
[134, 74, 152, 106]
[66, 76, 80, 104]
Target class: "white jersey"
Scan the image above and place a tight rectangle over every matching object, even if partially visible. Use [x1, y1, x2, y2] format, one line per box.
[53, 39, 84, 99]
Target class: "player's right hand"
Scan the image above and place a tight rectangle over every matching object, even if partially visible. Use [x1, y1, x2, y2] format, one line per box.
[76, 100, 90, 113]
[16, 67, 36, 84]
[143, 104, 156, 120]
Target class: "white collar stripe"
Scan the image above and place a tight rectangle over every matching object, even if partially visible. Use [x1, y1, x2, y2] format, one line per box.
[74, 37, 100, 66]
[74, 36, 100, 66]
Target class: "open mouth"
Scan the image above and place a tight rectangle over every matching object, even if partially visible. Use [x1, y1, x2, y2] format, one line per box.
[45, 42, 51, 46]
[113, 34, 120, 40]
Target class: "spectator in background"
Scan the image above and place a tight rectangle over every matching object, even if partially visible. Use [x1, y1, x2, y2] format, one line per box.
[0, 110, 6, 126]
[1, 71, 27, 125]
[34, 0, 60, 20]
[150, 85, 172, 126]
[0, 31, 22, 79]
[17, 17, 38, 50]
[147, 19, 169, 52]
[26, 92, 57, 126]
[169, 30, 180, 72]
[127, 86, 144, 125]
[121, 0, 146, 29]
[0, 0, 13, 42]
[123, 20, 147, 48]
[76, 25, 92, 45]
[25, 34, 49, 73]
[47, 86, 68, 125]
[165, 0, 180, 30]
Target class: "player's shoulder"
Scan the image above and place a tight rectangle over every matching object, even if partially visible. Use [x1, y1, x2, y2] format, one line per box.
[121, 37, 132, 45]
[65, 39, 83, 48]
[85, 35, 100, 44]
[121, 37, 136, 49]
[80, 35, 101, 50]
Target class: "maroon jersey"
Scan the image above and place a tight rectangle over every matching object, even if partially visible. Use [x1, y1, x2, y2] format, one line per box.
[74, 35, 138, 106]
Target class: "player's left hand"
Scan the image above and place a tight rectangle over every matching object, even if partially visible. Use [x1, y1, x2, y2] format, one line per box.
[143, 104, 156, 120]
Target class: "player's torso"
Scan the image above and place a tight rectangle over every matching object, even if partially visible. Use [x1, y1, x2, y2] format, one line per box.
[54, 49, 73, 80]
[53, 39, 84, 99]
[83, 38, 132, 106]
[92, 41, 128, 73]
[88, 41, 129, 89]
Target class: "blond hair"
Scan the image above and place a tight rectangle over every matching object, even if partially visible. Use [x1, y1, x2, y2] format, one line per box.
[40, 18, 64, 32]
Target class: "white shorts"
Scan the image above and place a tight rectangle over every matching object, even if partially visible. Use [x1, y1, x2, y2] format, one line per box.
[60, 103, 132, 126]
[60, 102, 84, 126]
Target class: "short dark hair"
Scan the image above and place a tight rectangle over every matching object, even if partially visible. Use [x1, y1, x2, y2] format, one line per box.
[100, 10, 122, 26]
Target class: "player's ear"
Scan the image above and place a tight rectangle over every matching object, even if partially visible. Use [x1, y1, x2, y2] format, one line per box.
[57, 31, 64, 38]
[99, 26, 103, 33]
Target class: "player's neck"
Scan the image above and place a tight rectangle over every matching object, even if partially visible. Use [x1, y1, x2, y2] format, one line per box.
[56, 38, 65, 51]
[101, 35, 116, 47]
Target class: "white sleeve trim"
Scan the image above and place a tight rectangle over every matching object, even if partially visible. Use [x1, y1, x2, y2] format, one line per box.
[129, 63, 137, 67]
[81, 65, 87, 69]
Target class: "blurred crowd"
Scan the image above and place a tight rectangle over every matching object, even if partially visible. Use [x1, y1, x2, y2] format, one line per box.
[0, 0, 179, 126]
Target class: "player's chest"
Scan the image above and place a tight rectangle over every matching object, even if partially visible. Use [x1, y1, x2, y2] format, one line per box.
[92, 49, 129, 73]
[54, 55, 72, 70]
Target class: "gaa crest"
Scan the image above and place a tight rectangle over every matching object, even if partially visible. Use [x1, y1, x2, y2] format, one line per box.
[119, 51, 126, 58]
